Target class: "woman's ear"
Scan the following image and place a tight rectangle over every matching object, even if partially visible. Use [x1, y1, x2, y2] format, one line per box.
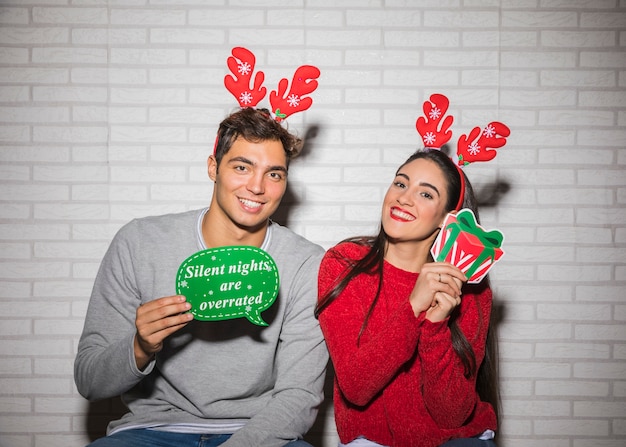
[207, 155, 218, 182]
[438, 209, 456, 228]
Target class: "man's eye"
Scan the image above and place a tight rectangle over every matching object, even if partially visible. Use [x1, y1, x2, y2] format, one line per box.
[269, 172, 284, 181]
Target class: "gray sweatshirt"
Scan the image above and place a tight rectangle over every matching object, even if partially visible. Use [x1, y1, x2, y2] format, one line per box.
[74, 209, 328, 447]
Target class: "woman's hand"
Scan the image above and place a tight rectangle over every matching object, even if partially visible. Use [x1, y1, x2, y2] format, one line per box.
[408, 262, 466, 322]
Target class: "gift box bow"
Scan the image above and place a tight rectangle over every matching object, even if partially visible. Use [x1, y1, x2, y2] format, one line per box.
[432, 209, 505, 283]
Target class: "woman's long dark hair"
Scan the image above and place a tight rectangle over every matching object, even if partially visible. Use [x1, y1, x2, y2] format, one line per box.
[315, 148, 500, 423]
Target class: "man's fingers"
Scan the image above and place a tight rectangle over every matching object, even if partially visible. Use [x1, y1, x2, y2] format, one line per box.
[135, 296, 193, 353]
[137, 296, 190, 324]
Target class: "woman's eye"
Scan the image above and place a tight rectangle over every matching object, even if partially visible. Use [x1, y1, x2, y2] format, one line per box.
[393, 181, 406, 189]
[421, 191, 433, 199]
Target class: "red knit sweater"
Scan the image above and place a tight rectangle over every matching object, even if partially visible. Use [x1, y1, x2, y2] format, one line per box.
[318, 242, 496, 447]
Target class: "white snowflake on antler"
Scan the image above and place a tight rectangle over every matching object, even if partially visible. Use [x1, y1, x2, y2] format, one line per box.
[238, 61, 252, 76]
[467, 142, 481, 156]
[423, 132, 437, 146]
[239, 91, 253, 105]
[483, 123, 496, 138]
[287, 94, 300, 108]
[429, 107, 442, 120]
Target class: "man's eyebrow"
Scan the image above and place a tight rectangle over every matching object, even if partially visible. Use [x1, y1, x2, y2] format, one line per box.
[227, 156, 287, 173]
[227, 156, 253, 166]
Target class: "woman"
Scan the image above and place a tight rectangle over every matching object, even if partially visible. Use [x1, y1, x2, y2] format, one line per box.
[316, 149, 499, 447]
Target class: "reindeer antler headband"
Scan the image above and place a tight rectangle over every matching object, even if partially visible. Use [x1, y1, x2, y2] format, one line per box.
[415, 93, 510, 210]
[224, 46, 320, 122]
[214, 47, 320, 155]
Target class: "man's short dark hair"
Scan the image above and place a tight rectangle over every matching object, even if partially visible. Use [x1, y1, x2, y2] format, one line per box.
[214, 108, 303, 168]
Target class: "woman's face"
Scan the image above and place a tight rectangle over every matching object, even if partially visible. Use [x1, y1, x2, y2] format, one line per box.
[381, 157, 450, 245]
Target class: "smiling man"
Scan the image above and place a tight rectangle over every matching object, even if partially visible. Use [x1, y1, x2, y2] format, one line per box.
[74, 107, 328, 447]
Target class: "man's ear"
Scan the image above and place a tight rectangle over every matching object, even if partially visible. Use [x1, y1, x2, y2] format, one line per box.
[207, 155, 218, 182]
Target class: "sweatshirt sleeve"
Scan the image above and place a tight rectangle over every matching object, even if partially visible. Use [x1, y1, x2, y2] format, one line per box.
[222, 249, 329, 447]
[317, 246, 423, 407]
[418, 284, 493, 428]
[74, 221, 153, 401]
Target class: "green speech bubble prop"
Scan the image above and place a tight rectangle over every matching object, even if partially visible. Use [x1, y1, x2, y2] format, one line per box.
[175, 246, 279, 326]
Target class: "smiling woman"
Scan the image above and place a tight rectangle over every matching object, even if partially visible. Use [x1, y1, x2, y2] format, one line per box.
[315, 148, 500, 447]
[382, 157, 451, 254]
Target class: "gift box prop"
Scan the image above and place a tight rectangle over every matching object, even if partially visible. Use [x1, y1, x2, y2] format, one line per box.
[431, 209, 505, 284]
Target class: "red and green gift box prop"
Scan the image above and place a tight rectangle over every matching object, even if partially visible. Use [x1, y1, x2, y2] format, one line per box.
[430, 209, 505, 284]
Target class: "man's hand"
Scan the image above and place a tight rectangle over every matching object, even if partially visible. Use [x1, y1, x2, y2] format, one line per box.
[133, 295, 193, 370]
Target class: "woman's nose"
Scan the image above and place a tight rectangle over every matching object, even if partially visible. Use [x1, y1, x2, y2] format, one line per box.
[396, 189, 413, 206]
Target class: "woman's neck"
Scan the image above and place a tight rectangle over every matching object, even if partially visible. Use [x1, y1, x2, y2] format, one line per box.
[384, 239, 433, 273]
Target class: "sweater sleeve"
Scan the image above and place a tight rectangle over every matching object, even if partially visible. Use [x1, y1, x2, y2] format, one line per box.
[317, 246, 423, 407]
[418, 284, 492, 428]
[74, 221, 153, 401]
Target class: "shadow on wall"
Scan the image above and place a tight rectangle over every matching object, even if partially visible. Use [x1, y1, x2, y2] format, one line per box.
[272, 123, 321, 228]
[304, 363, 336, 445]
[85, 397, 126, 441]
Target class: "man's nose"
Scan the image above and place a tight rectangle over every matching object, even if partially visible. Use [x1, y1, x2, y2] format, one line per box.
[247, 173, 264, 194]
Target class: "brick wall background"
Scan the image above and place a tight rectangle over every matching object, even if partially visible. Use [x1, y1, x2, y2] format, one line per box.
[1, 1, 625, 446]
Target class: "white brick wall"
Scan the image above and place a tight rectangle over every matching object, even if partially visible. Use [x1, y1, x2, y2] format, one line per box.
[0, 1, 624, 446]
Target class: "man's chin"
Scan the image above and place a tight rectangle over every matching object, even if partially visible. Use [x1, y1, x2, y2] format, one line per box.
[233, 216, 270, 234]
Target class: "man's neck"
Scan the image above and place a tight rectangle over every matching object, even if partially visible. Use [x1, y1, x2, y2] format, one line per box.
[202, 208, 269, 248]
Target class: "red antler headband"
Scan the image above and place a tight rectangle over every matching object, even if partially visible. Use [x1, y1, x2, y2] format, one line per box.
[224, 46, 320, 122]
[214, 47, 320, 155]
[415, 93, 510, 211]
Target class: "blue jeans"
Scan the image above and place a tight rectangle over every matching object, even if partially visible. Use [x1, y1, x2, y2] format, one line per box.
[87, 428, 314, 447]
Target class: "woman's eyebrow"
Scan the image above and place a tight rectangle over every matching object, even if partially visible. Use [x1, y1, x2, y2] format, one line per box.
[419, 181, 440, 197]
[396, 172, 441, 197]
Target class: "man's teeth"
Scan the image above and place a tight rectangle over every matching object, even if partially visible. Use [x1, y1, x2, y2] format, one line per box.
[240, 198, 262, 209]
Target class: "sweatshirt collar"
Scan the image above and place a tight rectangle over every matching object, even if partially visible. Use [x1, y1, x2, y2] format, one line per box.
[196, 207, 273, 251]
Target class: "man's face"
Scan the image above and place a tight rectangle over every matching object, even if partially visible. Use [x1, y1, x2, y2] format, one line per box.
[208, 136, 288, 234]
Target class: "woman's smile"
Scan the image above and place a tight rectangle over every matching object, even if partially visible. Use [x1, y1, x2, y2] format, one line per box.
[389, 206, 416, 222]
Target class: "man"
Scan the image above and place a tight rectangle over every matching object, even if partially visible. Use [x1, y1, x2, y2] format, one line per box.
[74, 107, 328, 447]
